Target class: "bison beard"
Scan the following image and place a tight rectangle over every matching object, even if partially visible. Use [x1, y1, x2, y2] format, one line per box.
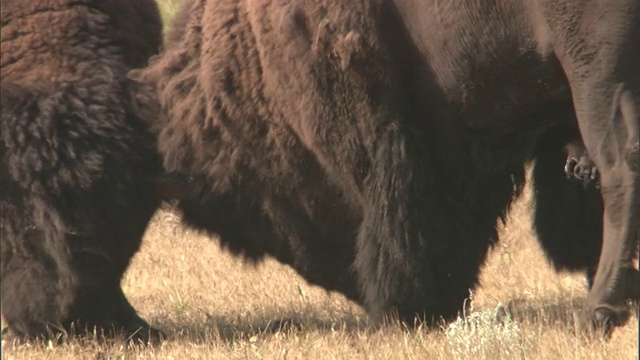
[1, 0, 163, 341]
[135, 0, 639, 335]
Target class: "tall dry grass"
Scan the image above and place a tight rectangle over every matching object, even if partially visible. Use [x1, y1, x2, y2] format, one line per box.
[2, 0, 638, 358]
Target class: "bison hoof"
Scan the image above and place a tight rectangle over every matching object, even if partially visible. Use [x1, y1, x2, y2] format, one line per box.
[1, 321, 166, 345]
[126, 325, 167, 345]
[580, 306, 629, 338]
[119, 315, 167, 345]
[564, 156, 599, 188]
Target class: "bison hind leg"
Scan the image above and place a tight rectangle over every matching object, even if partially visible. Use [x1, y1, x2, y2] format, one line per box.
[1, 227, 164, 344]
[1, 231, 64, 340]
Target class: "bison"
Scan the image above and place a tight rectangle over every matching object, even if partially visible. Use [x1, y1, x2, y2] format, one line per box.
[135, 0, 638, 336]
[1, 0, 164, 341]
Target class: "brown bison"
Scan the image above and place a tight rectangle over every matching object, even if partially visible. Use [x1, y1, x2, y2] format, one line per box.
[135, 0, 638, 336]
[1, 0, 164, 341]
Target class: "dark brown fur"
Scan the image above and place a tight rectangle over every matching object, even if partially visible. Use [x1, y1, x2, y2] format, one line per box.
[534, 135, 639, 298]
[134, 0, 639, 335]
[1, 0, 163, 341]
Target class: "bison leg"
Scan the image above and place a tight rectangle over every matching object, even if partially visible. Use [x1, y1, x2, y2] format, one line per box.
[549, 4, 640, 332]
[0, 218, 163, 343]
[1, 227, 65, 339]
[575, 87, 638, 335]
[577, 83, 638, 335]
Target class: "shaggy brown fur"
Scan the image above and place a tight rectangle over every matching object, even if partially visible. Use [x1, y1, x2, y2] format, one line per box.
[134, 0, 639, 335]
[1, 0, 163, 341]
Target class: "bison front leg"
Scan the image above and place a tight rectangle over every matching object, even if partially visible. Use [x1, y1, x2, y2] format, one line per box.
[544, 0, 640, 335]
[579, 89, 640, 335]
[555, 47, 639, 337]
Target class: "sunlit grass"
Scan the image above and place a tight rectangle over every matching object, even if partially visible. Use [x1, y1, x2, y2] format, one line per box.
[3, 176, 638, 359]
[157, 0, 182, 29]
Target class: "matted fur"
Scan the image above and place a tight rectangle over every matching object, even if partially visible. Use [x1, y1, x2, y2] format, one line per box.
[134, 0, 639, 333]
[1, 0, 163, 341]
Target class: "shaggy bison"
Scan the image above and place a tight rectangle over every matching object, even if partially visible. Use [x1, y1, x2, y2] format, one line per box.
[133, 0, 639, 335]
[1, 0, 164, 341]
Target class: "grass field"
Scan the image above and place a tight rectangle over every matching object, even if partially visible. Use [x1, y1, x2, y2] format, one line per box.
[2, 1, 638, 359]
[3, 185, 638, 359]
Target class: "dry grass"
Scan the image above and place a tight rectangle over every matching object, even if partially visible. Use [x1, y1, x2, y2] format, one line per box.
[2, 0, 638, 358]
[2, 185, 638, 359]
[157, 0, 182, 27]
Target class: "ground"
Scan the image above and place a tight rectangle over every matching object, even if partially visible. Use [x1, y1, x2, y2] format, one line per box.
[1, 183, 637, 359]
